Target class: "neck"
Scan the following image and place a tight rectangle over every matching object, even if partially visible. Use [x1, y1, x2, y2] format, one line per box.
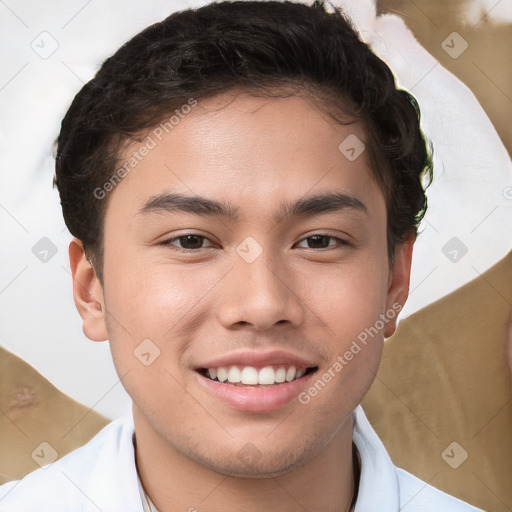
[134, 408, 357, 512]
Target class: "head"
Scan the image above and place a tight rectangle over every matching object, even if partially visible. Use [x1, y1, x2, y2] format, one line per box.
[56, 0, 432, 477]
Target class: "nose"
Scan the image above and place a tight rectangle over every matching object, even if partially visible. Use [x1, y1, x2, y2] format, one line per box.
[217, 247, 305, 331]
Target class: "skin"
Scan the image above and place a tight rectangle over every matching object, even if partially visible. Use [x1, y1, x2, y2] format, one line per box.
[70, 88, 414, 512]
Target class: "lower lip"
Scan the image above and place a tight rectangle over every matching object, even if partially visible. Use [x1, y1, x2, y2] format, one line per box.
[196, 371, 316, 413]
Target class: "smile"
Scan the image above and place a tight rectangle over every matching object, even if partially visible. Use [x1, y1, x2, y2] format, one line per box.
[198, 365, 317, 386]
[196, 365, 319, 413]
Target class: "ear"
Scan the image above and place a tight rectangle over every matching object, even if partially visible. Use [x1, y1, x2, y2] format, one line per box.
[69, 238, 108, 342]
[383, 232, 415, 338]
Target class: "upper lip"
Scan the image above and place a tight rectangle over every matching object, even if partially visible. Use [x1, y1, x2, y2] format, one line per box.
[197, 350, 318, 370]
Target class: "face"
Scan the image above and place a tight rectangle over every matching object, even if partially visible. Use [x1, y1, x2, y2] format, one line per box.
[71, 89, 413, 477]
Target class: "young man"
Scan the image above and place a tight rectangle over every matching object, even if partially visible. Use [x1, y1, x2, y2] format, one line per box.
[0, 1, 483, 510]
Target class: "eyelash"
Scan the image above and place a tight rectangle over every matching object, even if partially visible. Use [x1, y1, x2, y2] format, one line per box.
[158, 233, 350, 252]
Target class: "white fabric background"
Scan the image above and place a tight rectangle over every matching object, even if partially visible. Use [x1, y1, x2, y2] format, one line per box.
[1, 0, 511, 420]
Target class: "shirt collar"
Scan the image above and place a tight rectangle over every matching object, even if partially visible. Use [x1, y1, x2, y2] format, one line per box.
[352, 405, 400, 511]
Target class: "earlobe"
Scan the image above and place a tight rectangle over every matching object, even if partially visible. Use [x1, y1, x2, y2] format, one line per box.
[383, 232, 416, 338]
[69, 239, 108, 342]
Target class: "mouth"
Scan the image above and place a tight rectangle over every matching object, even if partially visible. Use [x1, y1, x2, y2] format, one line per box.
[195, 363, 319, 413]
[196, 365, 318, 386]
[194, 349, 320, 412]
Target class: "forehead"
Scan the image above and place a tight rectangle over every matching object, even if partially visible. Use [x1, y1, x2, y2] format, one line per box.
[105, 90, 384, 222]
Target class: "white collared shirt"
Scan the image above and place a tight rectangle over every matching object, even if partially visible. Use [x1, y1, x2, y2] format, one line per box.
[0, 406, 483, 512]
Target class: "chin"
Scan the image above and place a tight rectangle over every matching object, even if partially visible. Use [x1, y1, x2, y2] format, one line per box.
[188, 437, 322, 478]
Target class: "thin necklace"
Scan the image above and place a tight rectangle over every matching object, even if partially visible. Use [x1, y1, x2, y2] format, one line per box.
[138, 473, 158, 512]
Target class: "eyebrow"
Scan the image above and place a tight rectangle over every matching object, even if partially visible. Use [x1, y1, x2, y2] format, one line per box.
[138, 191, 367, 222]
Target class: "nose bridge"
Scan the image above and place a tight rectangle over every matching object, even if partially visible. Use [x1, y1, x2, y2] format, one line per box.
[240, 243, 285, 298]
[218, 238, 304, 330]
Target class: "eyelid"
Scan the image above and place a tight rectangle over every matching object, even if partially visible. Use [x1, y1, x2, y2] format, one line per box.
[158, 231, 351, 251]
[295, 233, 350, 249]
[158, 233, 217, 251]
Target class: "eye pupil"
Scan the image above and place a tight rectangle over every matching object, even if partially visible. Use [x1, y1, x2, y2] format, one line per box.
[180, 235, 203, 249]
[308, 235, 330, 249]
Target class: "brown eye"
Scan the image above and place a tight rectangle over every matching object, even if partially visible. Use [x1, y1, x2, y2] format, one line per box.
[176, 235, 205, 249]
[296, 234, 348, 250]
[305, 235, 331, 249]
[160, 234, 214, 251]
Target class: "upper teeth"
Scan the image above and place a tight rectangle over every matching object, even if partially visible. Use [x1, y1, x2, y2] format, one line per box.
[208, 366, 307, 385]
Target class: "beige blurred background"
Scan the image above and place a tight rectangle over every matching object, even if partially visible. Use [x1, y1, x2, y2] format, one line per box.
[378, 0, 511, 156]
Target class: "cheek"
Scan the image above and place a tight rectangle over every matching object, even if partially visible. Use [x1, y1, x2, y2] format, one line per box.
[299, 255, 389, 338]
[296, 264, 387, 416]
[102, 258, 201, 416]
[296, 256, 388, 395]
[104, 253, 219, 340]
